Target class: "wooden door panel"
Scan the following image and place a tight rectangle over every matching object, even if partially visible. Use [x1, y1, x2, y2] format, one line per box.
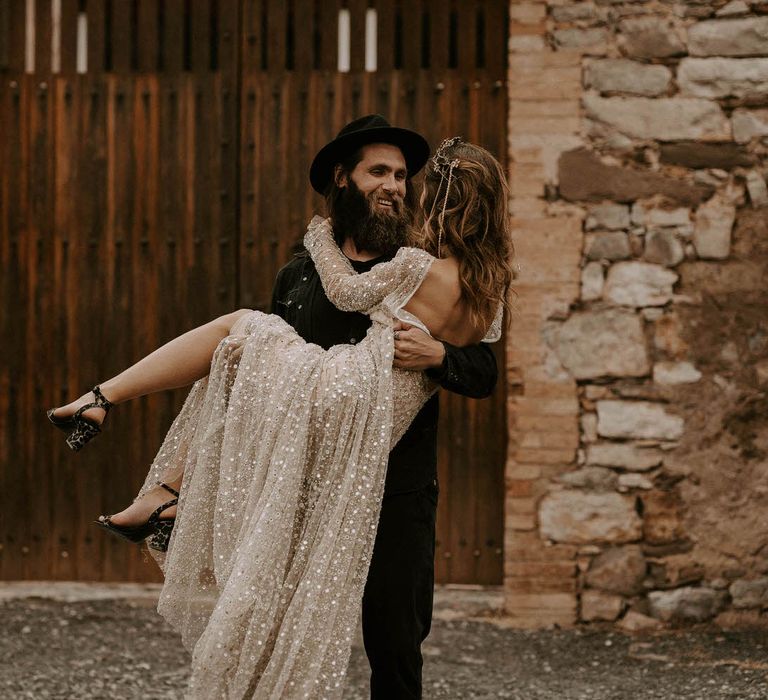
[0, 0, 506, 584]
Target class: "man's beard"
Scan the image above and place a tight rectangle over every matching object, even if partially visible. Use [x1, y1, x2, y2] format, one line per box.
[332, 178, 411, 258]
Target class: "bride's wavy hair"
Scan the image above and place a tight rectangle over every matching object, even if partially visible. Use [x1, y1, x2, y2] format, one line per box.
[416, 140, 515, 333]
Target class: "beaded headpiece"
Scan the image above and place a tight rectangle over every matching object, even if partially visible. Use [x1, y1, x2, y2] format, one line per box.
[429, 136, 463, 258]
[432, 136, 463, 175]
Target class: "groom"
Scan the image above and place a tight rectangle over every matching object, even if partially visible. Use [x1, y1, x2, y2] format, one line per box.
[270, 115, 497, 698]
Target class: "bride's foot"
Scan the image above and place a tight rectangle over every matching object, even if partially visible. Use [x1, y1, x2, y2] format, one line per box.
[50, 388, 110, 427]
[48, 386, 115, 451]
[99, 481, 180, 528]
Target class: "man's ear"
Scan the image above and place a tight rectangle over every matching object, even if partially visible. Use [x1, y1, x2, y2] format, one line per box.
[334, 164, 347, 188]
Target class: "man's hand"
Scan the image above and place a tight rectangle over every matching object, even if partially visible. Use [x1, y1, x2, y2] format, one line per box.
[392, 321, 446, 371]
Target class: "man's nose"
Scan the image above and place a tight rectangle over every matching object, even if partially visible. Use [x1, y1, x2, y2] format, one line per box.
[381, 175, 398, 193]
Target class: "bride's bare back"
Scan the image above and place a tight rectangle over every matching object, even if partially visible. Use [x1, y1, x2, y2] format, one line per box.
[402, 257, 487, 346]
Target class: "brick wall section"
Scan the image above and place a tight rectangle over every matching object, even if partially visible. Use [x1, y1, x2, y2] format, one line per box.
[504, 1, 584, 628]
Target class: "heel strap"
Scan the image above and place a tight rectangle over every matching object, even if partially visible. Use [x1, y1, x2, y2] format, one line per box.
[147, 497, 179, 526]
[156, 481, 180, 498]
[72, 385, 114, 421]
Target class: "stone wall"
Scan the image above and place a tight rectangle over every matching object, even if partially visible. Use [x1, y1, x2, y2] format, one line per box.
[505, 0, 768, 630]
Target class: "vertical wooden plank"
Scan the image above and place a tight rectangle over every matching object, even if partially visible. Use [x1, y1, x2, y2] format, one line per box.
[456, 0, 477, 74]
[238, 72, 261, 309]
[485, 0, 506, 78]
[98, 72, 168, 580]
[217, 0, 238, 75]
[335, 70, 352, 132]
[4, 0, 26, 73]
[137, 0, 159, 72]
[255, 72, 280, 305]
[180, 76, 196, 310]
[296, 73, 318, 220]
[50, 75, 79, 579]
[161, 0, 184, 73]
[87, 0, 106, 73]
[28, 71, 56, 577]
[467, 63, 481, 144]
[0, 0, 8, 70]
[35, 0, 53, 74]
[158, 72, 195, 430]
[476, 63, 506, 583]
[278, 73, 294, 274]
[110, 0, 132, 72]
[174, 76, 193, 323]
[415, 66, 456, 582]
[359, 69, 375, 115]
[218, 5, 239, 304]
[18, 75, 34, 579]
[238, 0, 257, 320]
[58, 0, 79, 75]
[0, 76, 28, 579]
[348, 0, 366, 73]
[374, 0, 394, 74]
[293, 0, 313, 73]
[372, 67, 394, 124]
[188, 76, 208, 311]
[217, 75, 237, 308]
[435, 71, 462, 584]
[400, 0, 421, 72]
[276, 71, 292, 295]
[68, 76, 106, 579]
[190, 0, 210, 71]
[454, 387, 476, 584]
[126, 74, 161, 583]
[158, 75, 182, 318]
[241, 0, 263, 72]
[427, 60, 507, 583]
[316, 0, 338, 72]
[266, 0, 286, 72]
[427, 0, 448, 72]
[190, 73, 233, 313]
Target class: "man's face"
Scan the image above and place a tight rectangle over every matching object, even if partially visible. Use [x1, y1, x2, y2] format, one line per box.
[332, 143, 411, 257]
[339, 143, 407, 215]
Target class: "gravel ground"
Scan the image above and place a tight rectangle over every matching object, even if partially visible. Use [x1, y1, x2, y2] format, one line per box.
[1, 589, 767, 699]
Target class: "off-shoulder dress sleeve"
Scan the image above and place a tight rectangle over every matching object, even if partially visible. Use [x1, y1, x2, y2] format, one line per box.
[482, 304, 504, 343]
[303, 215, 432, 313]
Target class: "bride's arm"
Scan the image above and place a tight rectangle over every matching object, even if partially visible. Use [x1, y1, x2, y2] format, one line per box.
[304, 216, 427, 312]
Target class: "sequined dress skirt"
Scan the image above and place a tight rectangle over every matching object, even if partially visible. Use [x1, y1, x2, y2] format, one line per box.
[136, 309, 433, 699]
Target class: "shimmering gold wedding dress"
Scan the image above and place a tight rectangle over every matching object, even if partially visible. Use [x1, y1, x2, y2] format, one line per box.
[136, 216, 501, 698]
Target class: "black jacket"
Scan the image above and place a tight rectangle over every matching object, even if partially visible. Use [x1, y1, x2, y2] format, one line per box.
[270, 249, 498, 495]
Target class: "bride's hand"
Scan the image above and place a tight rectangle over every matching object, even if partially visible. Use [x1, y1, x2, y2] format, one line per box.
[392, 322, 446, 371]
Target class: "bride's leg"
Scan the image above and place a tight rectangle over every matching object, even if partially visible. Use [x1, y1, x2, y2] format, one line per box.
[52, 308, 253, 424]
[102, 472, 185, 527]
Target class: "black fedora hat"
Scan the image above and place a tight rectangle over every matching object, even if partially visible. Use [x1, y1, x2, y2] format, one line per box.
[309, 114, 430, 194]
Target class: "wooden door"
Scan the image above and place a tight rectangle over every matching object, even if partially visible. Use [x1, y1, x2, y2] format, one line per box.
[0, 0, 506, 584]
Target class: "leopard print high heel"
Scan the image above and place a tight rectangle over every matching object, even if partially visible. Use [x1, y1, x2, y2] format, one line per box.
[46, 385, 114, 451]
[94, 481, 178, 552]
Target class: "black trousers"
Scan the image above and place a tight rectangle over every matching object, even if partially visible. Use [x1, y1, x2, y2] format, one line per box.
[361, 481, 439, 699]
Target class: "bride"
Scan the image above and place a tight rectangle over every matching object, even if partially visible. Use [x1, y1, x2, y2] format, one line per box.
[47, 136, 513, 698]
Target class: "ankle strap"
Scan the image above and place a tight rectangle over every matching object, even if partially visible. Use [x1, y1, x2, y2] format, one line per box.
[91, 385, 114, 411]
[156, 481, 180, 498]
[72, 385, 114, 421]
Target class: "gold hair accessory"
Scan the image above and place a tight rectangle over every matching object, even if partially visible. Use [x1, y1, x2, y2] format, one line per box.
[431, 136, 463, 175]
[429, 137, 463, 258]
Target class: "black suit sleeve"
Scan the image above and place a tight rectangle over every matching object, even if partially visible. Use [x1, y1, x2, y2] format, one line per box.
[270, 266, 289, 318]
[424, 341, 498, 399]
